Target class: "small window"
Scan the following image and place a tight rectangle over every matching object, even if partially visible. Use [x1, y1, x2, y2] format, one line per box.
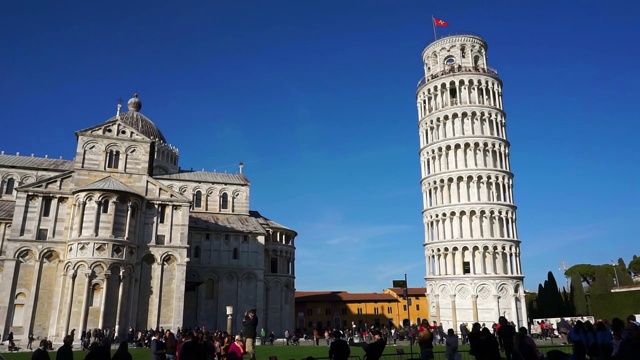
[325, 308, 331, 315]
[463, 261, 471, 275]
[101, 201, 109, 214]
[445, 57, 455, 65]
[403, 305, 407, 311]
[374, 308, 379, 315]
[388, 307, 393, 314]
[156, 235, 165, 245]
[36, 228, 48, 240]
[416, 304, 420, 311]
[205, 234, 210, 240]
[243, 235, 249, 243]
[107, 150, 120, 169]
[220, 193, 229, 210]
[194, 191, 202, 208]
[307, 309, 313, 316]
[287, 260, 293, 275]
[158, 205, 166, 223]
[130, 206, 136, 218]
[232, 248, 239, 260]
[271, 258, 278, 274]
[341, 308, 347, 315]
[357, 308, 363, 315]
[225, 234, 230, 241]
[194, 246, 201, 258]
[4, 178, 14, 195]
[42, 198, 52, 217]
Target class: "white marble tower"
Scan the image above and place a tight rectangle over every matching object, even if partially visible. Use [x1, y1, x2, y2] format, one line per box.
[416, 34, 527, 329]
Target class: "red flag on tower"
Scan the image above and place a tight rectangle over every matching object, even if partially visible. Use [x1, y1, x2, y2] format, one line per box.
[433, 17, 449, 27]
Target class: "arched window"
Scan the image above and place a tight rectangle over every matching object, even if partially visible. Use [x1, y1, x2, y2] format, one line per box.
[194, 191, 202, 208]
[232, 247, 239, 260]
[4, 178, 14, 195]
[106, 150, 120, 169]
[220, 193, 228, 210]
[205, 279, 214, 299]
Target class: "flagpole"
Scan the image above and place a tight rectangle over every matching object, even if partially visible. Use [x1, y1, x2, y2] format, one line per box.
[432, 15, 437, 41]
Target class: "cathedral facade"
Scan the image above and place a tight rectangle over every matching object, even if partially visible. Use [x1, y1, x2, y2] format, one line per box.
[0, 95, 297, 344]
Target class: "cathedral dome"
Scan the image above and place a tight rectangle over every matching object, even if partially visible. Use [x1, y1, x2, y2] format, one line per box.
[109, 94, 166, 143]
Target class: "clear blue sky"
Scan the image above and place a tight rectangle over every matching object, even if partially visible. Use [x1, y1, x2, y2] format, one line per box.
[1, 1, 638, 293]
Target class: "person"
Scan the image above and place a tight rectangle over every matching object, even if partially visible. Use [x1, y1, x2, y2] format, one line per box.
[497, 316, 516, 360]
[32, 339, 50, 360]
[220, 334, 232, 360]
[556, 319, 569, 344]
[363, 330, 386, 360]
[150, 331, 166, 360]
[112, 341, 133, 360]
[445, 329, 458, 360]
[260, 328, 266, 346]
[56, 335, 74, 360]
[227, 335, 245, 360]
[514, 327, 539, 360]
[27, 333, 35, 350]
[242, 309, 258, 360]
[285, 329, 290, 345]
[417, 320, 434, 360]
[165, 330, 177, 360]
[617, 322, 640, 360]
[180, 331, 204, 360]
[329, 330, 350, 360]
[269, 331, 275, 345]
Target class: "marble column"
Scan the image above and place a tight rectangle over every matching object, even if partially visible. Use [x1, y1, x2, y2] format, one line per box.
[450, 295, 457, 331]
[98, 272, 111, 329]
[77, 270, 92, 338]
[62, 270, 77, 337]
[471, 295, 479, 323]
[114, 270, 125, 338]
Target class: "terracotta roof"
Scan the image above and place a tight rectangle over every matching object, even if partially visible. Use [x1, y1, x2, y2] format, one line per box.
[386, 287, 427, 296]
[156, 171, 249, 185]
[0, 154, 73, 171]
[189, 213, 267, 234]
[75, 177, 140, 195]
[0, 200, 14, 220]
[295, 291, 397, 302]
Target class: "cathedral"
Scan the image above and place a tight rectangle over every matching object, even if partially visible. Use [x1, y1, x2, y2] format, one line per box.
[0, 95, 297, 344]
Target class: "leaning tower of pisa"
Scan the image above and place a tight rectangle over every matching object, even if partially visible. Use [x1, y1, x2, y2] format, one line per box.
[416, 34, 527, 329]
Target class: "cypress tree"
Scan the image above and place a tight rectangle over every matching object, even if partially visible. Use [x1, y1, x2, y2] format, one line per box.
[592, 265, 614, 294]
[544, 271, 565, 316]
[571, 274, 587, 315]
[616, 258, 634, 286]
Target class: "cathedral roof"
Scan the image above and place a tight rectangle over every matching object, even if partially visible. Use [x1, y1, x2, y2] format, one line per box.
[75, 177, 140, 195]
[0, 154, 73, 171]
[155, 171, 250, 185]
[104, 94, 167, 143]
[189, 212, 267, 234]
[250, 210, 295, 232]
[295, 291, 397, 302]
[0, 200, 14, 220]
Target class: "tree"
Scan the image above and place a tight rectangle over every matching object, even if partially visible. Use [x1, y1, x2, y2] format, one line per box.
[616, 258, 635, 286]
[629, 255, 640, 277]
[565, 264, 597, 285]
[570, 274, 587, 315]
[535, 272, 566, 317]
[591, 265, 615, 294]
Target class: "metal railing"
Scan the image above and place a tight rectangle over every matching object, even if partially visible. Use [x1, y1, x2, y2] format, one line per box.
[417, 66, 499, 88]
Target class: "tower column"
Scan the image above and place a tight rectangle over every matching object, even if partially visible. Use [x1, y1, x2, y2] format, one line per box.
[62, 270, 76, 337]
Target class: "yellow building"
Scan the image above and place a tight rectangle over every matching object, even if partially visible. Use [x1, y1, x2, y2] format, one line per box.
[295, 288, 428, 332]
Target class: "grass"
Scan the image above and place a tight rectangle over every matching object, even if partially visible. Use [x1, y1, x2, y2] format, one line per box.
[0, 343, 572, 360]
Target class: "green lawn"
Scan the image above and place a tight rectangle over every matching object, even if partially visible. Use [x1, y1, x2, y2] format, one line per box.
[1, 343, 572, 360]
